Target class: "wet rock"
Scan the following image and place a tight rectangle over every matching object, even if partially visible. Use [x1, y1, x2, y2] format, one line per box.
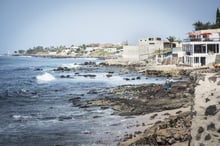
[80, 74, 96, 78]
[124, 78, 130, 81]
[54, 67, 71, 72]
[83, 61, 96, 66]
[136, 76, 141, 80]
[106, 74, 112, 77]
[68, 97, 81, 106]
[87, 89, 98, 94]
[35, 68, 43, 71]
[81, 130, 92, 134]
[205, 105, 218, 116]
[93, 116, 102, 119]
[57, 116, 72, 121]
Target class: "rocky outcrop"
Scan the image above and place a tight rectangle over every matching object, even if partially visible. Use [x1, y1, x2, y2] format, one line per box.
[190, 72, 220, 146]
[70, 81, 194, 116]
[120, 112, 191, 146]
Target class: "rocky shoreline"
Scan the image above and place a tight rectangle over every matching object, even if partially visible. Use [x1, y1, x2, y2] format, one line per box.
[70, 81, 194, 116]
[54, 59, 219, 145]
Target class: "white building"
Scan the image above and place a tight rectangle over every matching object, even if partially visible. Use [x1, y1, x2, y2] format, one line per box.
[183, 29, 220, 67]
[122, 37, 177, 63]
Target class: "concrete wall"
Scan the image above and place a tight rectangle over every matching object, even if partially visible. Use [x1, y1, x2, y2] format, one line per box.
[122, 45, 140, 61]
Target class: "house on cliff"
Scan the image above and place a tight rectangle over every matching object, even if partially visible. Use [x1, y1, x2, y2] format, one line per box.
[183, 28, 220, 67]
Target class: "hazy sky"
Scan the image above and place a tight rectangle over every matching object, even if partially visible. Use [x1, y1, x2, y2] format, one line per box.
[0, 0, 219, 53]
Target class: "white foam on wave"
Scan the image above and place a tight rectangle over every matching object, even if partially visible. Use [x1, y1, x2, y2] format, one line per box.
[12, 115, 32, 120]
[36, 72, 56, 82]
[61, 63, 81, 68]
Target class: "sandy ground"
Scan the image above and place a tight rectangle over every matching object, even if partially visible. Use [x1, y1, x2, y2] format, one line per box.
[190, 73, 220, 146]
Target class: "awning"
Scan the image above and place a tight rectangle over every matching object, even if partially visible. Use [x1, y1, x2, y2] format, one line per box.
[201, 32, 212, 35]
[187, 32, 199, 36]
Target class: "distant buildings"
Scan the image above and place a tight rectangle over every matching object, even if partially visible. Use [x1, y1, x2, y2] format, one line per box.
[183, 28, 220, 67]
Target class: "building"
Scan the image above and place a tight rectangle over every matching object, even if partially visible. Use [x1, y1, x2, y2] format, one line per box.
[122, 37, 178, 63]
[183, 29, 220, 67]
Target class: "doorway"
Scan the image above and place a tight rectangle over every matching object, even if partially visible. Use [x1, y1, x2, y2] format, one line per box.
[201, 57, 206, 66]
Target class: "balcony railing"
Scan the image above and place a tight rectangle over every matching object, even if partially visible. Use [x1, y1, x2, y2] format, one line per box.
[184, 37, 220, 42]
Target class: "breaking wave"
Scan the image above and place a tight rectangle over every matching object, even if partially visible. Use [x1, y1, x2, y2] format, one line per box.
[36, 72, 55, 82]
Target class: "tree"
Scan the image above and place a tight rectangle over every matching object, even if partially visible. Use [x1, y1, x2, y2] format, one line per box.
[167, 36, 176, 49]
[216, 8, 220, 24]
[216, 8, 220, 27]
[193, 21, 205, 30]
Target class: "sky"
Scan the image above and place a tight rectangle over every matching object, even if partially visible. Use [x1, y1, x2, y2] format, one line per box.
[0, 0, 219, 54]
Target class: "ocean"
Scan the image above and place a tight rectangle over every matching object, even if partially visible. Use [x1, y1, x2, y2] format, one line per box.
[0, 56, 166, 146]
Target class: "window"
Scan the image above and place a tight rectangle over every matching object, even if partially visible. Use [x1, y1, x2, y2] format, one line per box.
[194, 44, 206, 53]
[194, 57, 199, 63]
[207, 44, 219, 53]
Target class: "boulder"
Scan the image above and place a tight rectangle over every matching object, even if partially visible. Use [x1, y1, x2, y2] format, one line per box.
[205, 105, 218, 116]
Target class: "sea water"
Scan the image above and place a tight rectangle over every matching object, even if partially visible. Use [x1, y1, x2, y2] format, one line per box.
[0, 56, 167, 146]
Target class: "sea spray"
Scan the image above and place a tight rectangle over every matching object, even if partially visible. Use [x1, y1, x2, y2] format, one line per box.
[36, 72, 55, 82]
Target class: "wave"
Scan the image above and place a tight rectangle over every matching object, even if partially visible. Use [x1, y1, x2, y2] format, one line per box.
[18, 56, 32, 58]
[61, 63, 81, 68]
[36, 72, 56, 82]
[12, 115, 33, 120]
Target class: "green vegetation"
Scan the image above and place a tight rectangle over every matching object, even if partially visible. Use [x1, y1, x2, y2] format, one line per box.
[89, 49, 112, 58]
[193, 8, 220, 30]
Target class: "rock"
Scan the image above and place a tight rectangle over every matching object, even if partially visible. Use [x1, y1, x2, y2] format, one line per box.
[68, 97, 81, 106]
[54, 67, 71, 72]
[134, 131, 142, 135]
[196, 133, 201, 140]
[205, 98, 210, 102]
[204, 134, 211, 141]
[198, 126, 204, 134]
[57, 116, 72, 121]
[176, 110, 182, 114]
[168, 137, 176, 145]
[207, 122, 216, 131]
[205, 105, 218, 116]
[136, 76, 141, 80]
[150, 114, 158, 119]
[173, 133, 181, 140]
[35, 68, 43, 71]
[87, 89, 98, 94]
[106, 74, 112, 77]
[83, 61, 96, 66]
[81, 74, 96, 78]
[199, 143, 205, 146]
[124, 78, 130, 81]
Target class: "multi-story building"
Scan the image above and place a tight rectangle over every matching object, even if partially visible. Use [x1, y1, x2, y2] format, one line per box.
[183, 29, 220, 67]
[122, 37, 177, 62]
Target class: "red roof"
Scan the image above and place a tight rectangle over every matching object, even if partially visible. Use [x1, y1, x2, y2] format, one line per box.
[201, 32, 212, 35]
[188, 32, 199, 36]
